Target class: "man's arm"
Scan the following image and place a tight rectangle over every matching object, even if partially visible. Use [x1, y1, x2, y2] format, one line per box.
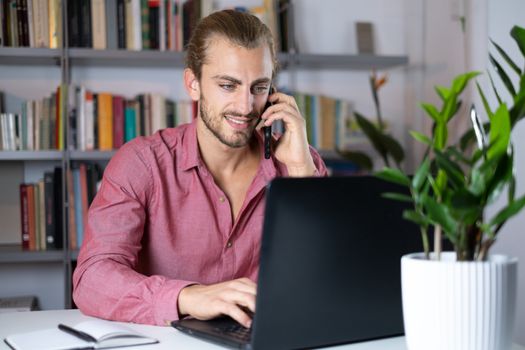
[72, 144, 196, 326]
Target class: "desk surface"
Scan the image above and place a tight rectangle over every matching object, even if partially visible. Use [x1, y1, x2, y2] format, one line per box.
[0, 310, 523, 350]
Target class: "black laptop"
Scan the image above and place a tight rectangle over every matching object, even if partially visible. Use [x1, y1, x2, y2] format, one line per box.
[171, 176, 421, 349]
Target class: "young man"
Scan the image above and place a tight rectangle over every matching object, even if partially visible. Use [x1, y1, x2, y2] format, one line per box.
[73, 10, 327, 328]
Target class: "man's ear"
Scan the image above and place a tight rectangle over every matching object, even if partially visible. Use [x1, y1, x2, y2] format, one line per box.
[184, 68, 200, 101]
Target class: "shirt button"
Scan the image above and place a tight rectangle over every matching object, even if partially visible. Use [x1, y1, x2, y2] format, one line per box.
[219, 196, 225, 202]
[226, 241, 233, 248]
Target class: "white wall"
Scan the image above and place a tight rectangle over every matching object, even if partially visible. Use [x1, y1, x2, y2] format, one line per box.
[485, 0, 525, 345]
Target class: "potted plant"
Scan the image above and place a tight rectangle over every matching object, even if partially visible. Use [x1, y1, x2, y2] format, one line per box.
[376, 25, 525, 350]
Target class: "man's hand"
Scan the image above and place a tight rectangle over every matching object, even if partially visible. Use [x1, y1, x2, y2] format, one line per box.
[177, 278, 256, 328]
[261, 91, 317, 177]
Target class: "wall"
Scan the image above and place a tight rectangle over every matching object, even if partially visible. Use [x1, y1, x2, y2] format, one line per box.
[485, 0, 525, 345]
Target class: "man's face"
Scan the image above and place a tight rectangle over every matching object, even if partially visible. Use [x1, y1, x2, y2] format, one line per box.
[197, 36, 273, 148]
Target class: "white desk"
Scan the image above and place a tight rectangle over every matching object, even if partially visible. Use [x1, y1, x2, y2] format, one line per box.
[0, 310, 523, 350]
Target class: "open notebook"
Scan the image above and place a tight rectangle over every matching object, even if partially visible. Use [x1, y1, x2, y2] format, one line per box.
[4, 319, 158, 350]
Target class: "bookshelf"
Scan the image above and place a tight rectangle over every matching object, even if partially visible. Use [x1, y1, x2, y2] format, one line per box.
[0, 1, 408, 310]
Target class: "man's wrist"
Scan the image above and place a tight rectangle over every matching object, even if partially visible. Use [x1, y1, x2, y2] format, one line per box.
[286, 161, 317, 177]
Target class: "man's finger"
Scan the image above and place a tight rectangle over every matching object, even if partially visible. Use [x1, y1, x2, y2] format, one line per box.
[220, 302, 252, 328]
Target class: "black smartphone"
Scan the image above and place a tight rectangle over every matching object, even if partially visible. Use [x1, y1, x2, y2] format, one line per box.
[263, 87, 275, 159]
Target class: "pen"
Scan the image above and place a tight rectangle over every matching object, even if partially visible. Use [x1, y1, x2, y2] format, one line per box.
[58, 323, 97, 343]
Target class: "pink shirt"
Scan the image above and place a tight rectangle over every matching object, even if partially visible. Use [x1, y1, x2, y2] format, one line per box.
[73, 120, 327, 326]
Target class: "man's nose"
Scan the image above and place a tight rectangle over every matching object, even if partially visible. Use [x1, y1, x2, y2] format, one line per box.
[236, 88, 255, 116]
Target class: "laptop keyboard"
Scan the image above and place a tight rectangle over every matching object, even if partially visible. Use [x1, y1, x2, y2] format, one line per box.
[214, 323, 252, 342]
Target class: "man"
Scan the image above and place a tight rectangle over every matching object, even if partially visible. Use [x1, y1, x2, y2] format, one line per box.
[73, 10, 327, 328]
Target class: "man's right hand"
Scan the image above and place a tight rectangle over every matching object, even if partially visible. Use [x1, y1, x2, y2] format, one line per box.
[177, 278, 256, 328]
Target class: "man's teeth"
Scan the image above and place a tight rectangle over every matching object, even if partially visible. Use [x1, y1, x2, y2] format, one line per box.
[226, 116, 248, 125]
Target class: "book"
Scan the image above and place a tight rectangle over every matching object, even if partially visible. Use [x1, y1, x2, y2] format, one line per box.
[0, 295, 36, 313]
[4, 319, 158, 350]
[356, 21, 374, 54]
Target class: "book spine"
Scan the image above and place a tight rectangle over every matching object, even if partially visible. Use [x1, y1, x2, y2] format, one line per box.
[97, 93, 113, 150]
[112, 96, 124, 148]
[44, 172, 56, 249]
[72, 167, 83, 248]
[27, 184, 36, 250]
[92, 0, 107, 49]
[116, 0, 126, 49]
[124, 101, 136, 141]
[80, 0, 92, 47]
[19, 184, 30, 250]
[79, 163, 89, 246]
[85, 91, 95, 150]
[148, 0, 158, 50]
[67, 168, 77, 250]
[140, 0, 149, 49]
[53, 167, 63, 249]
[105, 0, 118, 49]
[38, 179, 45, 250]
[132, 0, 141, 50]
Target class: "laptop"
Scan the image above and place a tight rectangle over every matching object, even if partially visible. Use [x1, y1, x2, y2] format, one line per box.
[172, 176, 422, 349]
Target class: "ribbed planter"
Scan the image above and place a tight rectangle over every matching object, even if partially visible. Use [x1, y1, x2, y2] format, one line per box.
[401, 252, 518, 350]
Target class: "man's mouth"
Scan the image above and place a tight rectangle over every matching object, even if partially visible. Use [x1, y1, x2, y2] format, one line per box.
[224, 115, 256, 130]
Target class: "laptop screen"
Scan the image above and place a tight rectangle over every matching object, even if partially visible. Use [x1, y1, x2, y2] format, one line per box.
[251, 176, 421, 349]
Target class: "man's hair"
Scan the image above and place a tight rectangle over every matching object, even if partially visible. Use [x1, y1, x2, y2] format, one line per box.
[185, 9, 278, 81]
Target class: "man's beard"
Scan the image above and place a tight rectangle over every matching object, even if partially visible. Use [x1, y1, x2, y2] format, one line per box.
[199, 95, 261, 148]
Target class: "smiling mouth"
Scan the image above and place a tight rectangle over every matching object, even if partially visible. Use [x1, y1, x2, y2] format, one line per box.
[225, 115, 253, 125]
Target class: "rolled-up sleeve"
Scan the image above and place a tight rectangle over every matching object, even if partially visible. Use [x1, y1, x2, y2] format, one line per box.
[72, 143, 195, 326]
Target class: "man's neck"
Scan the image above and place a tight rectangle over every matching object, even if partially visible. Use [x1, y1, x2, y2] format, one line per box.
[196, 119, 260, 178]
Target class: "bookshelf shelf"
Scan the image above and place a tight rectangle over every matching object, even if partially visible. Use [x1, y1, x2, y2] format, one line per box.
[0, 47, 62, 66]
[69, 150, 117, 160]
[0, 151, 64, 161]
[66, 49, 408, 71]
[0, 245, 65, 263]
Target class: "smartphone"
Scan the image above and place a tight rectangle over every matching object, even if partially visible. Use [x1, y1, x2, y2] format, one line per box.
[263, 87, 275, 159]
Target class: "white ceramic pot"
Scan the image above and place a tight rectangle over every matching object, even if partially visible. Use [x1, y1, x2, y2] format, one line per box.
[401, 252, 518, 350]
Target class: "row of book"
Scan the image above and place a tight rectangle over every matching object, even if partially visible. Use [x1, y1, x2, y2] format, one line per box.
[0, 0, 62, 48]
[294, 92, 365, 151]
[1, 0, 292, 52]
[0, 85, 66, 151]
[70, 88, 196, 151]
[19, 167, 63, 251]
[18, 163, 102, 251]
[0, 87, 196, 151]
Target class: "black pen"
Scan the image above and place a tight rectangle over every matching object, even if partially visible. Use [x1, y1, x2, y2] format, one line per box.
[58, 323, 97, 343]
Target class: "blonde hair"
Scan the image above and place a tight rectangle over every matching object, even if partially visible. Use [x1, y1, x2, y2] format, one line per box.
[185, 9, 278, 80]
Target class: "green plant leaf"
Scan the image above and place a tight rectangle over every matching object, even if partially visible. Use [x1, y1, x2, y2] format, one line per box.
[435, 86, 450, 101]
[380, 133, 405, 164]
[488, 103, 511, 160]
[509, 174, 516, 203]
[354, 111, 388, 157]
[510, 90, 525, 126]
[442, 94, 458, 122]
[446, 146, 472, 165]
[476, 81, 494, 119]
[337, 150, 374, 171]
[412, 157, 430, 191]
[488, 71, 503, 105]
[451, 188, 480, 210]
[435, 150, 465, 189]
[452, 71, 482, 94]
[487, 153, 513, 205]
[422, 195, 458, 235]
[490, 39, 522, 75]
[421, 103, 441, 122]
[434, 122, 448, 150]
[403, 210, 430, 227]
[410, 130, 431, 146]
[510, 25, 525, 58]
[375, 167, 410, 187]
[436, 170, 448, 196]
[382, 192, 413, 203]
[489, 54, 517, 97]
[489, 194, 525, 228]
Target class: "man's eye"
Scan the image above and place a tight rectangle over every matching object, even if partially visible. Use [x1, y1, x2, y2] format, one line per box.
[253, 86, 268, 94]
[220, 84, 235, 91]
